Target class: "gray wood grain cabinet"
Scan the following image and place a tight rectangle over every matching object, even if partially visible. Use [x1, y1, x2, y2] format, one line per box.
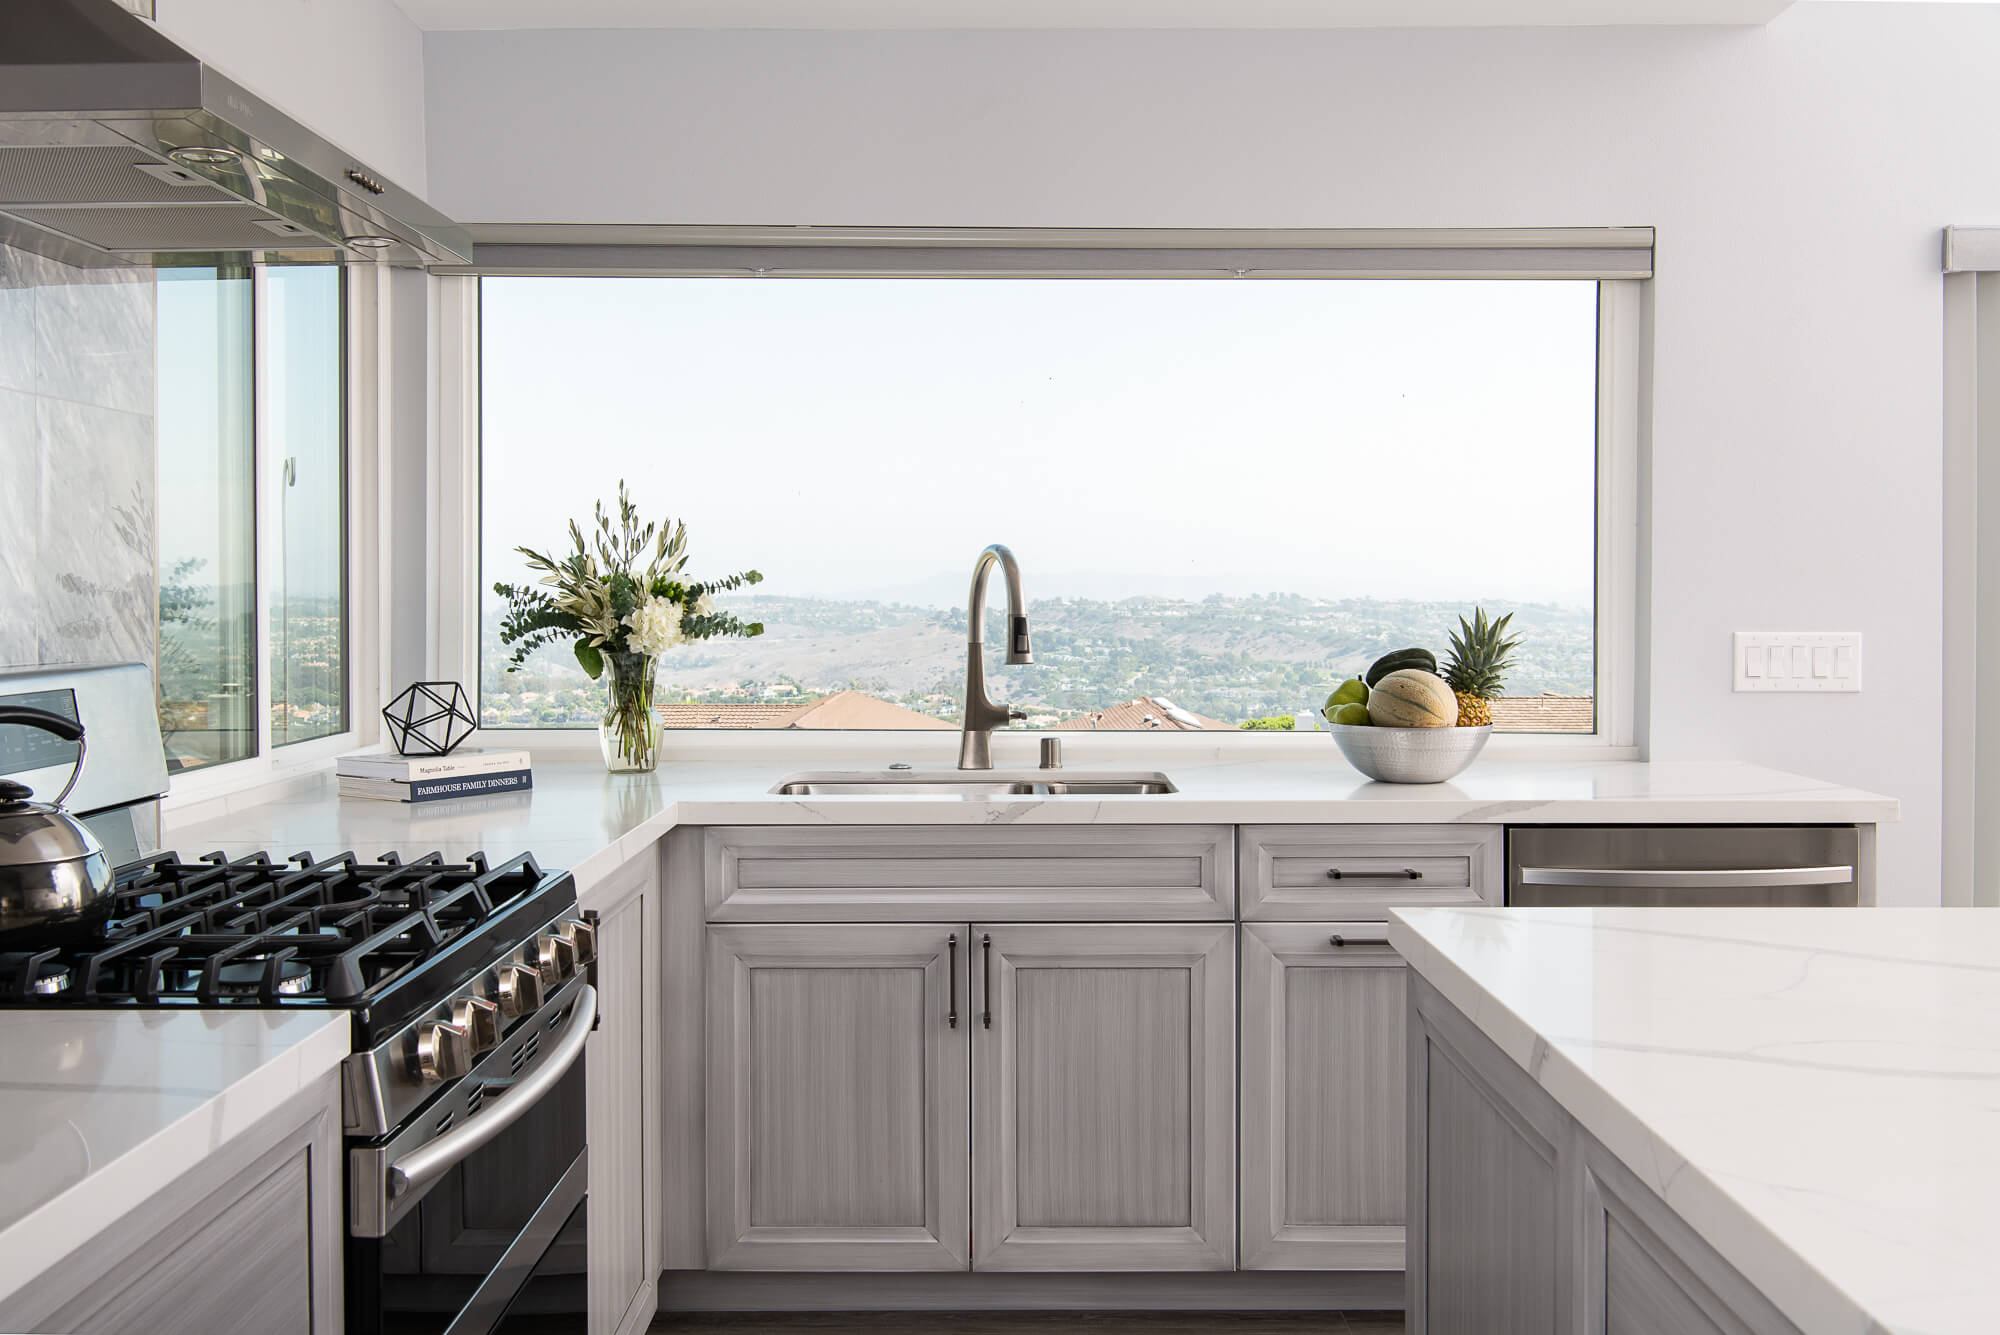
[585, 849, 666, 1335]
[706, 922, 970, 1270]
[699, 917, 1237, 1274]
[1239, 826, 1501, 921]
[1407, 974, 1805, 1335]
[1, 1072, 342, 1335]
[700, 824, 1235, 922]
[973, 923, 1236, 1272]
[1240, 922, 1407, 1271]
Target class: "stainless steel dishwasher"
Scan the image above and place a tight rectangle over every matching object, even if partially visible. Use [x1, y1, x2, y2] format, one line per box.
[1508, 826, 1862, 907]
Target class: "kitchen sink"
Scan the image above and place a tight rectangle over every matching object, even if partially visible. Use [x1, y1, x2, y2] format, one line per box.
[771, 770, 1177, 797]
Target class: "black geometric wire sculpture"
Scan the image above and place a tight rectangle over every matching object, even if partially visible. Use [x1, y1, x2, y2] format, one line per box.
[381, 681, 478, 756]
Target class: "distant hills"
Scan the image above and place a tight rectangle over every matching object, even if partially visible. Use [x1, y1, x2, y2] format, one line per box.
[479, 592, 1593, 730]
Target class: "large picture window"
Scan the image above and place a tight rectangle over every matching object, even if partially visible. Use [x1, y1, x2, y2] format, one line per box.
[479, 272, 1603, 735]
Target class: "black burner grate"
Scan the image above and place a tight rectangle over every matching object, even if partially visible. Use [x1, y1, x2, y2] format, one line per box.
[0, 850, 561, 1014]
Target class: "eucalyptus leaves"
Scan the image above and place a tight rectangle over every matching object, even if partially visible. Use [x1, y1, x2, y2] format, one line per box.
[493, 482, 763, 769]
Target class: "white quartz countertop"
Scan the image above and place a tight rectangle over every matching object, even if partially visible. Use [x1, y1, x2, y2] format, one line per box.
[165, 751, 1897, 896]
[0, 1008, 348, 1307]
[1388, 906, 2000, 1335]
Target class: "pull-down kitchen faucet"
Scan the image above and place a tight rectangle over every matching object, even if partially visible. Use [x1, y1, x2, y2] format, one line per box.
[959, 544, 1033, 770]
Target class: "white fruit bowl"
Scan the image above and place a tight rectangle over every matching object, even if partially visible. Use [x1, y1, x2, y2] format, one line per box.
[1327, 722, 1492, 784]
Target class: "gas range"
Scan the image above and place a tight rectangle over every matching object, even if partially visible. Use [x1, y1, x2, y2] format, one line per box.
[0, 845, 600, 1333]
[0, 665, 597, 1334]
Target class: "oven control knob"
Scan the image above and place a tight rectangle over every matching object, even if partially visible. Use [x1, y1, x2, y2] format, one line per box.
[557, 919, 596, 967]
[497, 962, 543, 1019]
[416, 1021, 471, 1082]
[452, 995, 502, 1054]
[535, 932, 577, 986]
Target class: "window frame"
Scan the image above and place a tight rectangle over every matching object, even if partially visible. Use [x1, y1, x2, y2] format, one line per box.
[439, 229, 1645, 757]
[162, 262, 376, 808]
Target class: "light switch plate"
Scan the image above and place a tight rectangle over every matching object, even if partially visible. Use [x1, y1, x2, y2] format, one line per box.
[1734, 632, 1861, 692]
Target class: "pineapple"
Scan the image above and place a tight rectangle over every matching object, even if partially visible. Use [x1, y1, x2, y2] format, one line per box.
[1442, 607, 1521, 728]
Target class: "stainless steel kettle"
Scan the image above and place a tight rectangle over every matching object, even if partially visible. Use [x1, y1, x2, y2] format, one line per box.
[0, 707, 112, 937]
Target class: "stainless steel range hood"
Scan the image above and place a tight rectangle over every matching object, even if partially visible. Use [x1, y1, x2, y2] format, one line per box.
[0, 0, 470, 268]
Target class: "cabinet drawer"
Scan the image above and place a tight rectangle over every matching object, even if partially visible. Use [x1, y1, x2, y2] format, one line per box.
[1239, 826, 1501, 920]
[703, 825, 1235, 921]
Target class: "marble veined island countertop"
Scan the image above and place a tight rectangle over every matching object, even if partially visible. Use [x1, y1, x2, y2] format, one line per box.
[0, 1008, 348, 1309]
[1389, 906, 2000, 1335]
[165, 750, 1898, 892]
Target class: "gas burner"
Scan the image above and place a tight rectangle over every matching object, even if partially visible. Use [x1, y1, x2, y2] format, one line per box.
[0, 947, 70, 999]
[0, 950, 71, 998]
[211, 958, 313, 996]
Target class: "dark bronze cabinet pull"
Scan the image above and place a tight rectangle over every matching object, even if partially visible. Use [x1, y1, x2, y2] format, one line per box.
[946, 933, 958, 1029]
[1330, 934, 1346, 948]
[981, 934, 993, 1030]
[1327, 867, 1422, 881]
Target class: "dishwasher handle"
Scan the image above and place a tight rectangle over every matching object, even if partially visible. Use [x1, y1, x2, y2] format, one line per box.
[1515, 865, 1854, 889]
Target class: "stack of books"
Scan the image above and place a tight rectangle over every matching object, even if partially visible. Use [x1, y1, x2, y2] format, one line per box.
[336, 748, 533, 803]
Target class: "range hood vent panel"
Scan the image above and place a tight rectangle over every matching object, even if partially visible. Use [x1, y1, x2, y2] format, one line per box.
[9, 203, 325, 252]
[0, 145, 238, 205]
[0, 0, 470, 269]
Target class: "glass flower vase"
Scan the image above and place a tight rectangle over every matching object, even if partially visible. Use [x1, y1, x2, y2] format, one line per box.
[598, 650, 661, 773]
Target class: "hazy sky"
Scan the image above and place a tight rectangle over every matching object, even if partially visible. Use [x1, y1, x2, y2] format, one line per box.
[481, 277, 1598, 609]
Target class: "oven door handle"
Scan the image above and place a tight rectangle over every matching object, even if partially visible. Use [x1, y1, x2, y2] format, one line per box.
[386, 983, 596, 1204]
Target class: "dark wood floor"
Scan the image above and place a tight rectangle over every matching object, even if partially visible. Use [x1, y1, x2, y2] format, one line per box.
[649, 1315, 1403, 1333]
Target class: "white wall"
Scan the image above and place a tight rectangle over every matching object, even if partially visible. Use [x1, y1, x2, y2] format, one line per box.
[422, 2, 2000, 902]
[154, 0, 429, 193]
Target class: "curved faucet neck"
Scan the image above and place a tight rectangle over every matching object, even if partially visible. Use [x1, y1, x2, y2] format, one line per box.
[966, 544, 1026, 646]
[960, 544, 1031, 770]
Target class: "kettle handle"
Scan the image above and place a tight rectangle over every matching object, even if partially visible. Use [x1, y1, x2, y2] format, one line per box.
[0, 707, 88, 807]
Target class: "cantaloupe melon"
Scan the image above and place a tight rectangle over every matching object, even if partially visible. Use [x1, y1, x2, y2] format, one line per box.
[1366, 669, 1458, 728]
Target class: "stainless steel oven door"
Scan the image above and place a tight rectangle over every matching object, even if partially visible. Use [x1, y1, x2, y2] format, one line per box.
[348, 981, 594, 1335]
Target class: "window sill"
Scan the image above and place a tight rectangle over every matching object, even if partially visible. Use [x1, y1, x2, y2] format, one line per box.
[478, 725, 1636, 767]
[161, 730, 364, 821]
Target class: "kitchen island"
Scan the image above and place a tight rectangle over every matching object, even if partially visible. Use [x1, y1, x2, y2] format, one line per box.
[1391, 906, 2000, 1335]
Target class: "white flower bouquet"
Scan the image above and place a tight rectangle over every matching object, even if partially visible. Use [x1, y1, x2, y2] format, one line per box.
[494, 481, 762, 770]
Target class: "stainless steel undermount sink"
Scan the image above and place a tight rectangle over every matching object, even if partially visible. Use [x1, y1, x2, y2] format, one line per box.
[771, 770, 1177, 797]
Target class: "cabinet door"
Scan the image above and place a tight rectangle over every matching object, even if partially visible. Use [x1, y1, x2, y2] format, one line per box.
[1241, 922, 1406, 1271]
[972, 923, 1235, 1271]
[707, 922, 970, 1270]
[586, 857, 662, 1335]
[66, 1147, 314, 1335]
[1582, 1137, 1803, 1335]
[1410, 979, 1566, 1335]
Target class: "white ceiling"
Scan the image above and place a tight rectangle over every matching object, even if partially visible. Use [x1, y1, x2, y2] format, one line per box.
[393, 0, 1795, 32]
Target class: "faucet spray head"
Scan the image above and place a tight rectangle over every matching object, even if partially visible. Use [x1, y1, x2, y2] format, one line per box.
[1007, 615, 1034, 666]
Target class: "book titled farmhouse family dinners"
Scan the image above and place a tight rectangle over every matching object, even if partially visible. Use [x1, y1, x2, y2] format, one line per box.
[336, 748, 533, 804]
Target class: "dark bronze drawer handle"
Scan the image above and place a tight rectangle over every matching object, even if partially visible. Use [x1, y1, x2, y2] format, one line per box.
[946, 933, 958, 1030]
[1327, 867, 1422, 881]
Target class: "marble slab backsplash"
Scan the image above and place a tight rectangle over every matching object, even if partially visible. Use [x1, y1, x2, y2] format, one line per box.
[0, 241, 156, 671]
